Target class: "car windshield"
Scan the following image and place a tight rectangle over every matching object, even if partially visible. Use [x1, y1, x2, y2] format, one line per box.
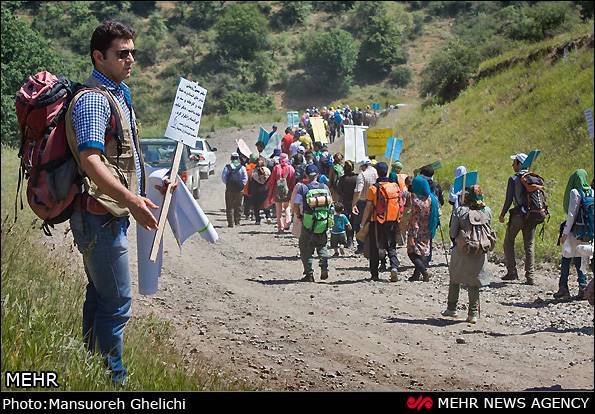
[194, 141, 204, 151]
[141, 142, 187, 171]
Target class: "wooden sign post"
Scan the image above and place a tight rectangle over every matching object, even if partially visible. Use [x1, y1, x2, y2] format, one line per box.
[149, 77, 207, 262]
[387, 139, 397, 176]
[149, 142, 183, 261]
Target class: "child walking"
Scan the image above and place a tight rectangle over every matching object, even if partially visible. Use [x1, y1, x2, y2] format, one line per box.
[331, 202, 352, 256]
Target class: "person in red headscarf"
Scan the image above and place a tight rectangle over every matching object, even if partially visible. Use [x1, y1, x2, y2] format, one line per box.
[268, 153, 296, 233]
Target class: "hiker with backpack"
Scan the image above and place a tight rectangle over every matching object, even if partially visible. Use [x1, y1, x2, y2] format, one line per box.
[43, 20, 168, 386]
[222, 153, 248, 227]
[441, 185, 496, 324]
[243, 153, 258, 221]
[554, 169, 594, 300]
[352, 158, 379, 254]
[327, 152, 344, 201]
[250, 156, 272, 225]
[292, 164, 332, 282]
[499, 153, 545, 285]
[337, 160, 358, 248]
[407, 176, 440, 282]
[359, 162, 403, 282]
[268, 153, 296, 233]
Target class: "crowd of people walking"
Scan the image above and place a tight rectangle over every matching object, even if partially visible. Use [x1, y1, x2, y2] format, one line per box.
[222, 116, 595, 325]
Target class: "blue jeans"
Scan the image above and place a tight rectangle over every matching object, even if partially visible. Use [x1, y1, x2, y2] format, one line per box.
[70, 210, 132, 384]
[560, 257, 587, 290]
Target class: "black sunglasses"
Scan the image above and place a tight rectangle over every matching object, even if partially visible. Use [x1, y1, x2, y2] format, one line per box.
[114, 48, 137, 59]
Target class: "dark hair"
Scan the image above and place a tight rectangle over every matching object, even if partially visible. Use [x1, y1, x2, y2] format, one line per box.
[292, 153, 304, 165]
[334, 202, 344, 213]
[90, 20, 135, 66]
[420, 165, 434, 177]
[285, 127, 292, 134]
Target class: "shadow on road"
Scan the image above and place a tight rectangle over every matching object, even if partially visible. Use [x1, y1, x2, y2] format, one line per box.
[255, 255, 301, 261]
[336, 266, 370, 272]
[500, 297, 574, 309]
[327, 278, 378, 286]
[385, 317, 466, 327]
[247, 278, 301, 285]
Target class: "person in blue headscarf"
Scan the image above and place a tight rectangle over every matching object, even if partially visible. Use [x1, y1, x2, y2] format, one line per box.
[407, 176, 439, 281]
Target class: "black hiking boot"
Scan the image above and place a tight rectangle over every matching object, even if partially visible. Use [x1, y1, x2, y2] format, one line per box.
[300, 273, 315, 282]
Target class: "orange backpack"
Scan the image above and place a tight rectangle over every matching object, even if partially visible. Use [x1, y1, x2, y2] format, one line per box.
[373, 182, 402, 223]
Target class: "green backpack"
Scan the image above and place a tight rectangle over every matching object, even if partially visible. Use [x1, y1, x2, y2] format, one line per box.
[302, 187, 333, 234]
[332, 163, 344, 187]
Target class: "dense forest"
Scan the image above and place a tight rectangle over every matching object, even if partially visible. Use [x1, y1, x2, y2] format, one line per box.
[2, 1, 593, 145]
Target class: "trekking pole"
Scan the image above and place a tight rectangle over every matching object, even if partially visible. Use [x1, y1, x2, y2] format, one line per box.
[438, 221, 450, 267]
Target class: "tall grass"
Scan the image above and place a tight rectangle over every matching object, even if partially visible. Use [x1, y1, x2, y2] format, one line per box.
[1, 146, 250, 391]
[378, 35, 594, 261]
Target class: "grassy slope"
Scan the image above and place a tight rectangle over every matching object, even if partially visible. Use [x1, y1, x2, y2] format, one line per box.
[1, 146, 249, 391]
[377, 31, 594, 261]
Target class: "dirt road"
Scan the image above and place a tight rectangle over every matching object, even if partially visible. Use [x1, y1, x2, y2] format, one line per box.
[129, 126, 593, 391]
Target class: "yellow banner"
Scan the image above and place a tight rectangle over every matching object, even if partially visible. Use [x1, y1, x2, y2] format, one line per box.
[366, 128, 393, 156]
[310, 117, 328, 144]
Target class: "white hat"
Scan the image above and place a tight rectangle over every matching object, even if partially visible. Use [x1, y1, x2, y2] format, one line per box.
[231, 152, 239, 158]
[359, 158, 371, 166]
[510, 153, 528, 164]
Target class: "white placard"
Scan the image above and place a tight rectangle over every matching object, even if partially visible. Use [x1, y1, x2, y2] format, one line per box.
[584, 108, 594, 140]
[344, 125, 368, 162]
[164, 77, 207, 147]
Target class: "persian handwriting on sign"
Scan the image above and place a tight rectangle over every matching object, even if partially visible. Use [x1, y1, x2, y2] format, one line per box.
[165, 78, 208, 147]
[366, 128, 393, 156]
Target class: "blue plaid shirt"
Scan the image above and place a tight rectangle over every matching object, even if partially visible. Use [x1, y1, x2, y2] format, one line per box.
[72, 69, 142, 193]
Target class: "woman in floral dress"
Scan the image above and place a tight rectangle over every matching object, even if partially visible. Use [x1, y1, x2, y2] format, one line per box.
[407, 176, 439, 281]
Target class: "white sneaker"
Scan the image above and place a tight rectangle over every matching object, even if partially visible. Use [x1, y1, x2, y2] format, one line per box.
[441, 309, 459, 318]
[466, 314, 478, 324]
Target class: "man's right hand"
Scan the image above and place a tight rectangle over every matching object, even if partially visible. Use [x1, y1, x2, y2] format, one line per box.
[127, 195, 159, 230]
[498, 214, 505, 224]
[352, 205, 359, 215]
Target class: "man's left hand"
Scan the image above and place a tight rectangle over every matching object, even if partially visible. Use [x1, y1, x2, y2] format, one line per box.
[155, 176, 178, 196]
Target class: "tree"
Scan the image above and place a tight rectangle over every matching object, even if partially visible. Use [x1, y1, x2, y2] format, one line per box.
[357, 14, 406, 77]
[419, 40, 479, 104]
[214, 3, 269, 60]
[32, 2, 99, 54]
[271, 1, 312, 28]
[301, 29, 360, 93]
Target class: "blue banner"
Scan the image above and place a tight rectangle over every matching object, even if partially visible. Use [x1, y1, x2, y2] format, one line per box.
[521, 150, 541, 170]
[384, 138, 403, 160]
[453, 171, 478, 193]
[372, 102, 381, 111]
[257, 127, 269, 146]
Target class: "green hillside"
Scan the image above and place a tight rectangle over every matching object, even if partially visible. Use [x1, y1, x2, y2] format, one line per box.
[377, 27, 594, 261]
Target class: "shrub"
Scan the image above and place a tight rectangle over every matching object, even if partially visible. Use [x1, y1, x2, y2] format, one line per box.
[271, 2, 312, 28]
[420, 40, 479, 103]
[301, 29, 360, 93]
[391, 66, 413, 88]
[357, 14, 406, 76]
[505, 2, 579, 42]
[214, 3, 269, 60]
